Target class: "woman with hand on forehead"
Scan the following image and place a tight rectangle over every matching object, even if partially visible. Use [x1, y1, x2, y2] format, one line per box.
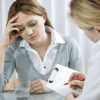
[0, 0, 84, 94]
[65, 0, 100, 100]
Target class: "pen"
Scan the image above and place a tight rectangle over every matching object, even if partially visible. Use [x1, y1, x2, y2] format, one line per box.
[63, 78, 85, 85]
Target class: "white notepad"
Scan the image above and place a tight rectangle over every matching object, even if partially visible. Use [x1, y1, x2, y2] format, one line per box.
[46, 64, 82, 96]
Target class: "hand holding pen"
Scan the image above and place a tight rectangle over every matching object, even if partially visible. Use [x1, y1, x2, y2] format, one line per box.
[64, 72, 86, 89]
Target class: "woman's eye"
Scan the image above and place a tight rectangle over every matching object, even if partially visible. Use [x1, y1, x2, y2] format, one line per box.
[30, 23, 36, 26]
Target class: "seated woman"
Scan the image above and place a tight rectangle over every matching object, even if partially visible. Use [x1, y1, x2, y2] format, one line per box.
[0, 0, 84, 94]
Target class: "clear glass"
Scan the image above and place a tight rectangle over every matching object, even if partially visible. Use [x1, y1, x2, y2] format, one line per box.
[13, 80, 31, 100]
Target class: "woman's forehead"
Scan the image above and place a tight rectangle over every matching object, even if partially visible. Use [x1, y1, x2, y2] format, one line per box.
[16, 12, 41, 23]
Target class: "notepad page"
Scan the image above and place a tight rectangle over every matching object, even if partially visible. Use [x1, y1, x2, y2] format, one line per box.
[46, 64, 82, 96]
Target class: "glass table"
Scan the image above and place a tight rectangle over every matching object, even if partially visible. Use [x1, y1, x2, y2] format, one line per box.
[0, 91, 65, 100]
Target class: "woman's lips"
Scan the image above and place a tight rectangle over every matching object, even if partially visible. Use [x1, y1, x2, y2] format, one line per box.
[30, 36, 37, 40]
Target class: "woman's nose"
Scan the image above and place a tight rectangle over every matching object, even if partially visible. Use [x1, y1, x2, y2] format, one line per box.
[26, 28, 33, 35]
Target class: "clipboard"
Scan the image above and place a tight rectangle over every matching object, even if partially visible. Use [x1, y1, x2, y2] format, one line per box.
[48, 67, 59, 83]
[46, 64, 82, 96]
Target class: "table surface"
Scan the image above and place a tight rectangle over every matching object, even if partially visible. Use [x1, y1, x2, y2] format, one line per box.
[0, 91, 65, 100]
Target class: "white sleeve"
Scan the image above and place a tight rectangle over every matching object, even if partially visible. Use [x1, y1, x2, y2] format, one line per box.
[74, 41, 100, 100]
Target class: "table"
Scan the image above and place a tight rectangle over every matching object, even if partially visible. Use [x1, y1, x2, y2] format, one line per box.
[0, 91, 65, 100]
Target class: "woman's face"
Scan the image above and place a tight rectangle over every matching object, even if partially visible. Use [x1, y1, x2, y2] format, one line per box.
[16, 12, 46, 46]
[79, 26, 100, 43]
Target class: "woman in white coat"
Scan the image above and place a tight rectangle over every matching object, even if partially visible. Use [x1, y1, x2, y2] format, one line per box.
[65, 0, 100, 100]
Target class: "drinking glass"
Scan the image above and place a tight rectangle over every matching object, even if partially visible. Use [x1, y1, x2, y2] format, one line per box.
[13, 80, 31, 100]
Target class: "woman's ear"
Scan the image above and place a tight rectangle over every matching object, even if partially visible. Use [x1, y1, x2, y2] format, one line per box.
[94, 26, 100, 33]
[94, 26, 100, 39]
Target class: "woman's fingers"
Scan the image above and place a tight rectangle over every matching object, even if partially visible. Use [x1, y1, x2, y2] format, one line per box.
[30, 82, 40, 92]
[70, 85, 76, 90]
[7, 15, 18, 26]
[30, 80, 39, 87]
[4, 20, 21, 36]
[1, 15, 20, 48]
[11, 33, 20, 38]
[71, 92, 79, 98]
[7, 23, 22, 30]
[30, 79, 48, 94]
[33, 89, 44, 95]
[30, 80, 41, 93]
[68, 72, 76, 82]
[30, 85, 42, 93]
[7, 28, 19, 35]
[69, 80, 84, 89]
[64, 93, 74, 100]
[64, 92, 79, 100]
[68, 72, 86, 82]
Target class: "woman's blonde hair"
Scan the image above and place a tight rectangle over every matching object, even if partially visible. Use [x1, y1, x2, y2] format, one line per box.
[69, 0, 100, 30]
[7, 0, 53, 40]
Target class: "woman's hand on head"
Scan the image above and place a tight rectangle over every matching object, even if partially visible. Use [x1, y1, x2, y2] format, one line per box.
[68, 72, 86, 89]
[64, 92, 79, 100]
[30, 79, 51, 94]
[1, 15, 21, 48]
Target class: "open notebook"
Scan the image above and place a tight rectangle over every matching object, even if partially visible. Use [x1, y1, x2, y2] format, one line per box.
[46, 64, 82, 96]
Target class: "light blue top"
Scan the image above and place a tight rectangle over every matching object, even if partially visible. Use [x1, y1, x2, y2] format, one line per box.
[0, 34, 84, 91]
[19, 26, 65, 75]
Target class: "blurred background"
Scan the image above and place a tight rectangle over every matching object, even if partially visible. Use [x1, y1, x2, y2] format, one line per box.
[0, 0, 95, 78]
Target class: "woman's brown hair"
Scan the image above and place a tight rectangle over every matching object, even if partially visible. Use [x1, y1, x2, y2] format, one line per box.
[7, 0, 53, 40]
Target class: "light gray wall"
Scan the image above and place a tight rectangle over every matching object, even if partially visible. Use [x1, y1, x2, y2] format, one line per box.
[0, 0, 3, 42]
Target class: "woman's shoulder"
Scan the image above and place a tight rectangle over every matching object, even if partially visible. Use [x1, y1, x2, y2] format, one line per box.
[7, 40, 22, 51]
[59, 33, 78, 45]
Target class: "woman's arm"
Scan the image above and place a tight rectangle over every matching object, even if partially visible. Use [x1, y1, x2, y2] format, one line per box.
[68, 38, 85, 72]
[65, 41, 100, 100]
[0, 15, 20, 74]
[0, 44, 7, 74]
[0, 15, 20, 91]
[0, 45, 16, 91]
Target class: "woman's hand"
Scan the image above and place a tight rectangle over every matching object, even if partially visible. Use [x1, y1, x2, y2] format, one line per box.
[1, 15, 21, 48]
[68, 72, 86, 89]
[64, 92, 79, 100]
[30, 79, 51, 94]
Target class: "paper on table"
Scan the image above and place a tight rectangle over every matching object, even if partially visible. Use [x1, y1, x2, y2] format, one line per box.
[46, 64, 82, 96]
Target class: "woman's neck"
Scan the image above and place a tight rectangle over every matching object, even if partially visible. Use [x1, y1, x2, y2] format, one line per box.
[30, 32, 51, 52]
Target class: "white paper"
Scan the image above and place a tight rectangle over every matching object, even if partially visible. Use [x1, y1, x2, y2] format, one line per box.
[46, 64, 82, 96]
